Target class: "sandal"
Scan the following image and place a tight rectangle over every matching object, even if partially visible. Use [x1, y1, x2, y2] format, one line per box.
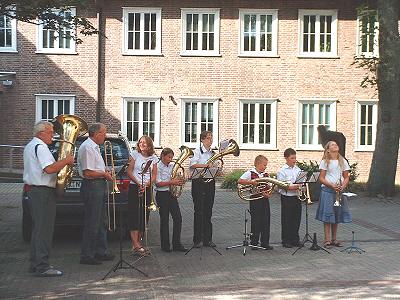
[323, 241, 332, 248]
[132, 246, 148, 256]
[331, 240, 343, 247]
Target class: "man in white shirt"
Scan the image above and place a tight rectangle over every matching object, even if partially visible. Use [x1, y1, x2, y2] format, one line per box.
[78, 123, 114, 265]
[23, 121, 74, 277]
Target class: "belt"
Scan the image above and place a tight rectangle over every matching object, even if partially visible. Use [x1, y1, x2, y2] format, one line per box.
[83, 178, 106, 181]
[29, 185, 55, 189]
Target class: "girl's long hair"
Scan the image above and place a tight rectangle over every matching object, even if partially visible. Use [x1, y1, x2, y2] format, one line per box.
[322, 140, 345, 170]
[136, 135, 155, 156]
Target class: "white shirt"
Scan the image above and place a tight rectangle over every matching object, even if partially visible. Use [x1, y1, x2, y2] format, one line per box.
[277, 164, 301, 196]
[23, 137, 57, 187]
[77, 137, 105, 178]
[240, 168, 268, 180]
[130, 152, 158, 185]
[189, 144, 214, 167]
[155, 161, 173, 191]
[320, 159, 350, 187]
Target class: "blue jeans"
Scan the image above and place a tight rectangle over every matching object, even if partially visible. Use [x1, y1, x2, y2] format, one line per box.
[80, 179, 108, 259]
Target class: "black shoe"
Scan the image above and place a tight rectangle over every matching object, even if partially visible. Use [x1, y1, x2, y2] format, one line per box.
[173, 245, 188, 252]
[80, 257, 102, 265]
[161, 248, 172, 252]
[261, 245, 274, 250]
[94, 253, 115, 261]
[193, 242, 202, 248]
[283, 243, 293, 248]
[203, 241, 216, 247]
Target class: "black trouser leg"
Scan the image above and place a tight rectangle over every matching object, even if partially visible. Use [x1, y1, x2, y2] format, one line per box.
[249, 200, 262, 245]
[192, 180, 203, 243]
[203, 181, 215, 244]
[260, 199, 271, 246]
[169, 194, 183, 247]
[281, 195, 302, 244]
[156, 191, 171, 250]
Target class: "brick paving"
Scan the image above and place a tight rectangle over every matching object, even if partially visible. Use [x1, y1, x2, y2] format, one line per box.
[0, 183, 400, 299]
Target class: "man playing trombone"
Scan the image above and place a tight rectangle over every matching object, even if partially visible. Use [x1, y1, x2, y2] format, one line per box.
[78, 123, 115, 265]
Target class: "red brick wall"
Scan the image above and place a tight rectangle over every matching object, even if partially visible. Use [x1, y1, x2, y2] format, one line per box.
[1, 0, 399, 182]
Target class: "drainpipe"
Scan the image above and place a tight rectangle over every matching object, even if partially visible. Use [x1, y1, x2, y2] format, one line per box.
[96, 5, 103, 122]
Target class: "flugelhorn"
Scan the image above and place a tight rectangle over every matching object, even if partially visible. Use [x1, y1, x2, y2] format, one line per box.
[238, 177, 290, 201]
[170, 146, 194, 198]
[334, 179, 342, 207]
[52, 114, 88, 195]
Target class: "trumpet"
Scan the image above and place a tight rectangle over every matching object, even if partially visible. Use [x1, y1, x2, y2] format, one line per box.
[104, 140, 119, 231]
[238, 177, 290, 201]
[298, 183, 313, 204]
[334, 179, 342, 207]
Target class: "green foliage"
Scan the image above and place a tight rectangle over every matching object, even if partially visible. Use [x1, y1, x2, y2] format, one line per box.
[296, 161, 359, 182]
[221, 169, 245, 190]
[0, 1, 99, 44]
[296, 160, 320, 172]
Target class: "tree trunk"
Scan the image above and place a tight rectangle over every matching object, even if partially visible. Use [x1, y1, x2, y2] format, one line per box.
[367, 0, 400, 196]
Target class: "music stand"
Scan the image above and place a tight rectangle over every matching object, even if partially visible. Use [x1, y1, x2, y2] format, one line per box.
[102, 165, 148, 280]
[292, 171, 330, 255]
[226, 209, 267, 255]
[185, 166, 222, 258]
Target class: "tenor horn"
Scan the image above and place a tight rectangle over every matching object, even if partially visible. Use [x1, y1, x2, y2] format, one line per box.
[170, 145, 194, 198]
[52, 114, 88, 195]
[238, 177, 290, 201]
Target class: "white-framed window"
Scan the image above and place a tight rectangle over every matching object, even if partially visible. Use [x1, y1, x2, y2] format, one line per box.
[239, 99, 278, 149]
[355, 100, 378, 151]
[356, 11, 379, 58]
[298, 10, 338, 57]
[122, 97, 161, 146]
[181, 8, 220, 56]
[181, 97, 219, 147]
[297, 99, 337, 149]
[0, 10, 17, 52]
[36, 8, 76, 54]
[122, 8, 162, 55]
[239, 9, 278, 57]
[35, 94, 75, 122]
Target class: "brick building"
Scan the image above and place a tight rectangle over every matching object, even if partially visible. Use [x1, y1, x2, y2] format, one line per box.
[1, 0, 399, 182]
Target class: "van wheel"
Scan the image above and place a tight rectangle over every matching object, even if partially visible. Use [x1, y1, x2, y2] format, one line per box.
[22, 210, 32, 242]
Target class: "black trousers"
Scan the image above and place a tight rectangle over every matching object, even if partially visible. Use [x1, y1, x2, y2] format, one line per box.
[191, 179, 215, 244]
[280, 194, 302, 245]
[156, 191, 183, 249]
[127, 184, 151, 231]
[249, 198, 271, 246]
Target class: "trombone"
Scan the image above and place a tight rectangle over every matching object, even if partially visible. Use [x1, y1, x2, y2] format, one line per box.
[104, 140, 120, 231]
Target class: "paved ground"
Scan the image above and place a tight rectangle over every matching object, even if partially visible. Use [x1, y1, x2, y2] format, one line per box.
[1, 182, 400, 299]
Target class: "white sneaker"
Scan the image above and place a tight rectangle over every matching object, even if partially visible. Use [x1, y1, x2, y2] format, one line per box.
[35, 268, 63, 277]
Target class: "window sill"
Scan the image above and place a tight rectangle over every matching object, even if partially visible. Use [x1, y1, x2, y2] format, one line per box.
[122, 52, 163, 56]
[35, 50, 77, 55]
[0, 50, 18, 53]
[239, 145, 279, 151]
[355, 55, 379, 59]
[180, 52, 222, 57]
[354, 148, 374, 152]
[295, 147, 324, 152]
[238, 54, 279, 58]
[297, 55, 340, 59]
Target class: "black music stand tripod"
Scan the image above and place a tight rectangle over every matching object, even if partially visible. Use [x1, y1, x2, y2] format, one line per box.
[292, 171, 330, 255]
[185, 166, 222, 259]
[226, 208, 267, 255]
[102, 166, 148, 280]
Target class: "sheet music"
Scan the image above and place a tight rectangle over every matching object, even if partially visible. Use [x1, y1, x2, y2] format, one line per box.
[190, 167, 219, 179]
[219, 139, 230, 152]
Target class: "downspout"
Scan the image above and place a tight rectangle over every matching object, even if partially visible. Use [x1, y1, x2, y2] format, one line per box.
[96, 7, 103, 122]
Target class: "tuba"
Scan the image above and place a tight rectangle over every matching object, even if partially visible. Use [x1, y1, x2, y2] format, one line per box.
[200, 139, 240, 182]
[170, 145, 194, 198]
[52, 114, 88, 195]
[238, 177, 290, 201]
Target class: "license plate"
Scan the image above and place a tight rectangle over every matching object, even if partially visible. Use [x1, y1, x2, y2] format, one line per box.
[67, 180, 82, 189]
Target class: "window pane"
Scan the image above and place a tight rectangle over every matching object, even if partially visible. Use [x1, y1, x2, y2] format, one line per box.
[243, 104, 248, 123]
[249, 124, 254, 142]
[134, 102, 139, 120]
[58, 100, 63, 115]
[361, 105, 366, 124]
[360, 126, 366, 145]
[208, 103, 213, 121]
[128, 13, 134, 31]
[185, 103, 191, 122]
[133, 122, 138, 141]
[191, 123, 197, 142]
[64, 100, 70, 114]
[259, 125, 264, 143]
[42, 100, 48, 119]
[192, 103, 197, 122]
[259, 104, 265, 123]
[367, 126, 372, 145]
[150, 102, 155, 121]
[243, 124, 248, 143]
[185, 123, 190, 142]
[249, 104, 255, 122]
[201, 103, 207, 122]
[48, 100, 54, 119]
[367, 105, 373, 124]
[143, 102, 148, 121]
[127, 122, 132, 141]
[127, 102, 132, 121]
